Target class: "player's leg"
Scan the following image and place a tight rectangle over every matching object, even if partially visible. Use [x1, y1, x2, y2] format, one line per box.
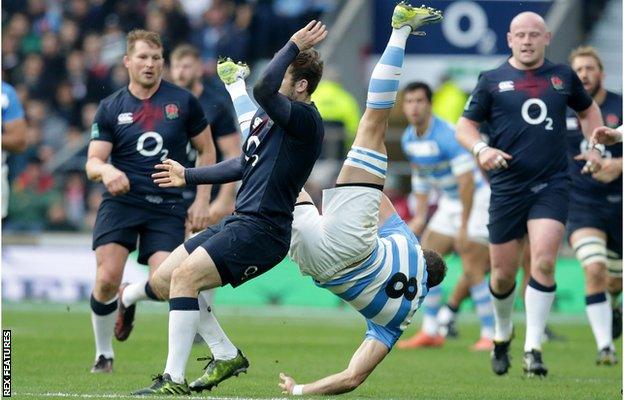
[570, 227, 616, 364]
[217, 58, 255, 139]
[90, 243, 129, 373]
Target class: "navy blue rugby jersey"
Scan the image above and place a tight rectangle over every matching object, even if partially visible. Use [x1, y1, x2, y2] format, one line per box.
[235, 101, 324, 231]
[463, 59, 593, 195]
[566, 91, 622, 206]
[91, 80, 208, 210]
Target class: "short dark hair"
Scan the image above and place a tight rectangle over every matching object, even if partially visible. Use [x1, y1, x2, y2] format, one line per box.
[290, 48, 324, 95]
[403, 81, 433, 103]
[126, 29, 163, 55]
[423, 249, 447, 289]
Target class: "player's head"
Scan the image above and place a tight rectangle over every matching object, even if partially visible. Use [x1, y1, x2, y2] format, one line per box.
[423, 249, 446, 289]
[279, 48, 324, 102]
[507, 12, 551, 69]
[569, 46, 604, 98]
[124, 29, 164, 89]
[170, 44, 202, 90]
[402, 82, 433, 127]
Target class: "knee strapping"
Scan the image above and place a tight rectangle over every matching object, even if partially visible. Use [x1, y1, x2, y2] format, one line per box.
[573, 236, 607, 267]
[607, 250, 622, 277]
[344, 146, 387, 179]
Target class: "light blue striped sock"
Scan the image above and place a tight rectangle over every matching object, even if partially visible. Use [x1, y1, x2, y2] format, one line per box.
[224, 79, 257, 140]
[470, 278, 495, 339]
[366, 26, 410, 109]
[422, 284, 442, 335]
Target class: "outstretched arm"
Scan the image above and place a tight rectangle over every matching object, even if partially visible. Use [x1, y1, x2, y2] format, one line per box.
[151, 156, 244, 188]
[278, 339, 389, 396]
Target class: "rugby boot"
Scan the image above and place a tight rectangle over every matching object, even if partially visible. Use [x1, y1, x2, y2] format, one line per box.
[391, 1, 443, 36]
[90, 355, 113, 373]
[491, 339, 512, 375]
[397, 331, 444, 349]
[189, 349, 249, 392]
[522, 349, 548, 377]
[217, 58, 250, 85]
[115, 282, 136, 341]
[596, 346, 618, 366]
[131, 373, 191, 396]
[470, 337, 494, 352]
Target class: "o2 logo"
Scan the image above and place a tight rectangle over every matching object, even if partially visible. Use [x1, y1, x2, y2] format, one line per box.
[245, 135, 260, 167]
[521, 98, 553, 131]
[137, 131, 169, 161]
[441, 1, 497, 54]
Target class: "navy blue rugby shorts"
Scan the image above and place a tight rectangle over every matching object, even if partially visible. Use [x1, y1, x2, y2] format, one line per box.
[568, 198, 622, 257]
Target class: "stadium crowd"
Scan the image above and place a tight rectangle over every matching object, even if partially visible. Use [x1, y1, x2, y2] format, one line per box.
[1, 0, 335, 231]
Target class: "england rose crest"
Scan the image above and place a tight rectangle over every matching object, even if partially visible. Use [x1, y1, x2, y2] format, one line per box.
[165, 103, 179, 120]
[550, 75, 563, 90]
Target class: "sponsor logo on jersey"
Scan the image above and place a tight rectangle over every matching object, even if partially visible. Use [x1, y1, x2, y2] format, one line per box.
[164, 103, 179, 120]
[550, 75, 564, 91]
[90, 123, 100, 139]
[566, 117, 579, 130]
[117, 112, 133, 125]
[252, 116, 263, 130]
[606, 113, 620, 128]
[498, 80, 515, 92]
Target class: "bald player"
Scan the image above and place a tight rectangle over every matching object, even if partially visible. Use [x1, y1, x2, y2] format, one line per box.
[456, 12, 604, 377]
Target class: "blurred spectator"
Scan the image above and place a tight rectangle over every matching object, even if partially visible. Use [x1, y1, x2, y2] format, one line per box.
[54, 81, 82, 128]
[58, 18, 81, 53]
[62, 171, 87, 229]
[99, 15, 126, 67]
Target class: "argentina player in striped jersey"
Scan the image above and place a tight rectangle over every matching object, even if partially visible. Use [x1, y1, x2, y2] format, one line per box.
[396, 82, 495, 352]
[278, 4, 446, 395]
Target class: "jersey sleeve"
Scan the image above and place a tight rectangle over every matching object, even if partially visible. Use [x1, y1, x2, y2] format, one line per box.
[1, 84, 24, 123]
[462, 73, 492, 123]
[90, 103, 114, 142]
[186, 95, 209, 138]
[567, 67, 594, 112]
[286, 102, 320, 142]
[210, 102, 238, 139]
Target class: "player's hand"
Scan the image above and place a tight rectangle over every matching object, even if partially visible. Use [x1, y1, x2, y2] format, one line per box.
[187, 198, 212, 233]
[408, 216, 426, 236]
[152, 159, 186, 187]
[207, 198, 234, 226]
[101, 165, 130, 196]
[291, 20, 328, 51]
[278, 372, 297, 395]
[591, 126, 622, 147]
[591, 158, 622, 183]
[574, 150, 603, 175]
[477, 147, 512, 171]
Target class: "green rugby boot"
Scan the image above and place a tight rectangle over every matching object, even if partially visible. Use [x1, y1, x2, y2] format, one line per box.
[217, 58, 250, 85]
[189, 350, 249, 392]
[391, 2, 443, 36]
[131, 373, 191, 396]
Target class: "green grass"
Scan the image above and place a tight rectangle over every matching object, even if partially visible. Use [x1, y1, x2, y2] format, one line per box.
[2, 303, 622, 399]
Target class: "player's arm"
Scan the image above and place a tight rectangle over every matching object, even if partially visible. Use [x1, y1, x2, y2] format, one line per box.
[85, 141, 130, 196]
[591, 125, 623, 146]
[591, 157, 622, 184]
[253, 21, 327, 128]
[455, 170, 474, 251]
[279, 339, 389, 395]
[573, 102, 605, 174]
[456, 117, 511, 171]
[207, 133, 241, 224]
[152, 155, 244, 187]
[186, 126, 217, 231]
[2, 117, 27, 153]
[408, 173, 430, 236]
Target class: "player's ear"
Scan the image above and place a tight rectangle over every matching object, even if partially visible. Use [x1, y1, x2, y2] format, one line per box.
[506, 32, 513, 49]
[295, 79, 309, 95]
[544, 31, 552, 46]
[123, 54, 130, 68]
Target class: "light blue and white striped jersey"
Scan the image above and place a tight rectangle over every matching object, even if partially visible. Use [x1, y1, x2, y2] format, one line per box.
[315, 214, 429, 348]
[401, 116, 481, 199]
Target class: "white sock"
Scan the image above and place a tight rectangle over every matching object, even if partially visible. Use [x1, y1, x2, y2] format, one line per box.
[524, 279, 556, 352]
[122, 280, 149, 307]
[366, 26, 410, 109]
[471, 279, 495, 339]
[422, 285, 441, 335]
[91, 295, 118, 360]
[586, 292, 613, 350]
[225, 79, 256, 139]
[422, 314, 439, 336]
[198, 290, 238, 360]
[164, 298, 200, 384]
[490, 284, 515, 342]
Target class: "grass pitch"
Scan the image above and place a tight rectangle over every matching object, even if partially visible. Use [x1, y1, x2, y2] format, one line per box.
[2, 303, 621, 399]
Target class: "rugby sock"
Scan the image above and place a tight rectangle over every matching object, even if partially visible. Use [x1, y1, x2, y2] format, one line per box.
[366, 25, 410, 109]
[225, 79, 257, 140]
[586, 292, 613, 350]
[197, 290, 238, 360]
[422, 285, 441, 336]
[164, 297, 200, 384]
[490, 282, 515, 342]
[90, 294, 118, 359]
[471, 279, 495, 339]
[121, 280, 159, 307]
[436, 304, 457, 329]
[524, 277, 556, 352]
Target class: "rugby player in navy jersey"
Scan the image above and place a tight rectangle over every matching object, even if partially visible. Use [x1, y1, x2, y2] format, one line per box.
[131, 21, 326, 395]
[566, 46, 622, 364]
[85, 30, 217, 373]
[456, 12, 605, 377]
